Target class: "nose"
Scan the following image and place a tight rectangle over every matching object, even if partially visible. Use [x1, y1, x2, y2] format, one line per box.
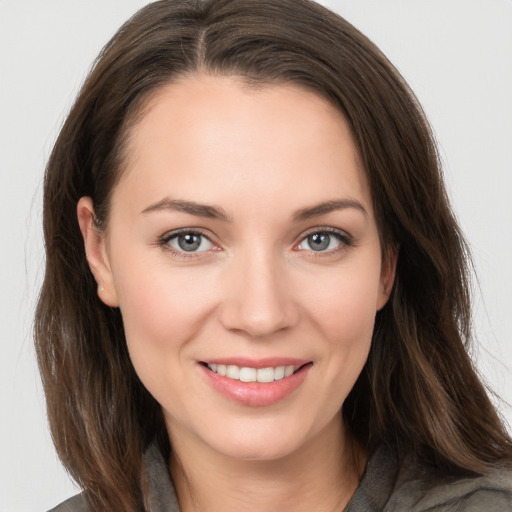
[219, 249, 299, 338]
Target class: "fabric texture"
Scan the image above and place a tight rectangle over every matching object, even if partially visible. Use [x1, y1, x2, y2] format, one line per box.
[48, 443, 512, 511]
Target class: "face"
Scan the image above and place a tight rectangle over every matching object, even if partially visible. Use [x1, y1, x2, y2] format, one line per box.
[79, 76, 395, 462]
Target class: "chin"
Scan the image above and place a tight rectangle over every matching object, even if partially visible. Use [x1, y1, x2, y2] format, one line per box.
[201, 418, 315, 462]
[214, 439, 302, 462]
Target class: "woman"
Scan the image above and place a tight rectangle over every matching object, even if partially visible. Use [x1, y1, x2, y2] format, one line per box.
[35, 0, 512, 510]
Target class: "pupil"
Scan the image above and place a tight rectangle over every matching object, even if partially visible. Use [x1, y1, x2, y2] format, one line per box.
[178, 233, 201, 251]
[308, 233, 329, 251]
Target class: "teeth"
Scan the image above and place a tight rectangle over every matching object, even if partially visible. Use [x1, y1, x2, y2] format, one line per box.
[206, 363, 298, 382]
[256, 367, 274, 383]
[226, 365, 240, 379]
[239, 367, 257, 382]
[274, 366, 285, 380]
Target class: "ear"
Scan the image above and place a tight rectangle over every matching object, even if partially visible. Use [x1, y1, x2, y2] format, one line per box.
[77, 197, 119, 307]
[376, 244, 398, 311]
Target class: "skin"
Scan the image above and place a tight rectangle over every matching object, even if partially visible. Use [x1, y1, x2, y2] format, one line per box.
[78, 75, 396, 512]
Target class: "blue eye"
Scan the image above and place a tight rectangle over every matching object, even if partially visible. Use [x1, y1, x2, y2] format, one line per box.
[297, 231, 348, 252]
[167, 232, 213, 253]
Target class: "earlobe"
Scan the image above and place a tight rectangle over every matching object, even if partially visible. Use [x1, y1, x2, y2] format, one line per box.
[376, 245, 398, 311]
[77, 197, 119, 307]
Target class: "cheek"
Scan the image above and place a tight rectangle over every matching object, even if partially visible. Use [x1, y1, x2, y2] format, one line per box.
[111, 256, 219, 384]
[112, 261, 225, 421]
[301, 257, 381, 396]
[115, 256, 215, 337]
[305, 259, 382, 342]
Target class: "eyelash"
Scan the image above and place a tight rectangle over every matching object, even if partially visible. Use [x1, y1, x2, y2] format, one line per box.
[295, 228, 354, 256]
[157, 227, 354, 259]
[157, 228, 218, 260]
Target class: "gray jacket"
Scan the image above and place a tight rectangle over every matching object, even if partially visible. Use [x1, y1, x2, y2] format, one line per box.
[49, 443, 512, 511]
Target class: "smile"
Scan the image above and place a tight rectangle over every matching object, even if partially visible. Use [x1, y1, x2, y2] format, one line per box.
[200, 360, 312, 406]
[206, 363, 297, 382]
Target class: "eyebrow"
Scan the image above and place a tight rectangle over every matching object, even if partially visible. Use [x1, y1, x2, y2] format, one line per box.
[141, 198, 230, 221]
[140, 197, 367, 222]
[292, 199, 368, 221]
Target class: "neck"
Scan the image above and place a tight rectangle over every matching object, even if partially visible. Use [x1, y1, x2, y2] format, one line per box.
[168, 416, 367, 512]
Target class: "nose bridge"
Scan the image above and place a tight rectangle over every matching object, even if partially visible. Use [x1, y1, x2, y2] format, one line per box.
[219, 244, 297, 337]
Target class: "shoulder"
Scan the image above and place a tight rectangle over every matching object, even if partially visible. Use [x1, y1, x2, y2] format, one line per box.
[385, 454, 512, 511]
[348, 444, 512, 512]
[47, 493, 88, 512]
[45, 442, 179, 512]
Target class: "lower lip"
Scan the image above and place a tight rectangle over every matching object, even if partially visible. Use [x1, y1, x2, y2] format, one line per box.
[199, 363, 312, 407]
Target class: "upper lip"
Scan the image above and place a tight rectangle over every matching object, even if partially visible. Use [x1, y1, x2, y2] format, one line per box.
[200, 357, 310, 369]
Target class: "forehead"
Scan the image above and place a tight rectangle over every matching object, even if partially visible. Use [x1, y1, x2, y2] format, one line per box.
[113, 75, 372, 218]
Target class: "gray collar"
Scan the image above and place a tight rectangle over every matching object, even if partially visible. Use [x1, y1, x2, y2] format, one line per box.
[144, 443, 181, 512]
[143, 443, 399, 512]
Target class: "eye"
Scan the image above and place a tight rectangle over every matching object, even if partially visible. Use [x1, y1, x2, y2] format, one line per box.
[296, 230, 350, 253]
[166, 231, 214, 253]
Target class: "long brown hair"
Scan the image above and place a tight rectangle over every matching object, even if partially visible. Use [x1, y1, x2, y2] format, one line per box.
[35, 0, 512, 509]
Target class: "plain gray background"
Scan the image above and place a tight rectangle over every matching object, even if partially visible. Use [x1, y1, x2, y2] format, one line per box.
[1, 1, 511, 510]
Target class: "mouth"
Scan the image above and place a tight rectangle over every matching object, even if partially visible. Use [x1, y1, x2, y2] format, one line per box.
[198, 359, 313, 406]
[201, 362, 307, 383]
